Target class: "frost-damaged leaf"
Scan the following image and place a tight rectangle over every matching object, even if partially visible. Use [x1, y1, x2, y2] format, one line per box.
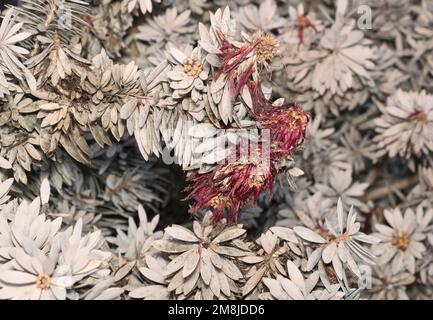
[40, 178, 50, 205]
[183, 266, 200, 295]
[60, 134, 90, 165]
[39, 103, 61, 111]
[0, 156, 12, 169]
[202, 147, 230, 164]
[120, 98, 138, 120]
[260, 233, 276, 254]
[279, 276, 304, 300]
[217, 269, 231, 296]
[240, 255, 264, 264]
[286, 261, 305, 295]
[293, 226, 326, 243]
[322, 242, 337, 264]
[332, 255, 345, 280]
[200, 248, 212, 285]
[114, 261, 136, 282]
[0, 270, 35, 284]
[210, 244, 249, 257]
[0, 8, 33, 87]
[213, 227, 246, 244]
[167, 269, 184, 292]
[219, 84, 232, 125]
[139, 267, 166, 284]
[208, 249, 223, 269]
[288, 167, 304, 177]
[270, 227, 298, 243]
[165, 225, 198, 242]
[153, 240, 194, 253]
[165, 250, 190, 276]
[220, 258, 243, 280]
[129, 285, 167, 299]
[188, 123, 217, 138]
[209, 267, 221, 297]
[0, 178, 14, 200]
[169, 46, 187, 63]
[182, 247, 200, 278]
[263, 277, 286, 299]
[243, 266, 266, 296]
[337, 198, 345, 233]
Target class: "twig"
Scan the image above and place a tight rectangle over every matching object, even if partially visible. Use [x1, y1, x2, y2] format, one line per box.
[364, 175, 419, 201]
[365, 165, 381, 185]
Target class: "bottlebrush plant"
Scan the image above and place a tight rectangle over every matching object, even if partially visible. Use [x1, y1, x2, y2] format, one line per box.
[0, 0, 432, 301]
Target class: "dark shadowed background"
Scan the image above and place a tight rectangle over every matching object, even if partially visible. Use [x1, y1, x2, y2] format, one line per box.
[1, 0, 19, 11]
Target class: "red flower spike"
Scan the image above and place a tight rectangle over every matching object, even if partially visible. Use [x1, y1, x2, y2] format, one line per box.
[215, 33, 279, 103]
[183, 32, 308, 224]
[258, 104, 309, 159]
[184, 101, 309, 224]
[246, 79, 273, 115]
[184, 144, 276, 224]
[216, 36, 255, 79]
[246, 80, 309, 157]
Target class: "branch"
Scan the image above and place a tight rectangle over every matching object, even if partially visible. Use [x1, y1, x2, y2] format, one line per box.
[364, 175, 419, 201]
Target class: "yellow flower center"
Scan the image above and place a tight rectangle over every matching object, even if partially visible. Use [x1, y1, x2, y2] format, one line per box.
[309, 230, 350, 249]
[210, 195, 228, 208]
[36, 274, 51, 290]
[391, 232, 410, 251]
[248, 174, 265, 188]
[255, 35, 279, 64]
[183, 55, 203, 78]
[288, 110, 309, 131]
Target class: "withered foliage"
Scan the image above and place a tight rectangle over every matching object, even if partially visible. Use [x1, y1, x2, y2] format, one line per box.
[0, 0, 432, 300]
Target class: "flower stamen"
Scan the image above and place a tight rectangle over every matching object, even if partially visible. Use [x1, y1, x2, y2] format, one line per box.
[36, 274, 51, 290]
[254, 35, 279, 65]
[210, 195, 228, 209]
[183, 55, 203, 78]
[391, 232, 410, 251]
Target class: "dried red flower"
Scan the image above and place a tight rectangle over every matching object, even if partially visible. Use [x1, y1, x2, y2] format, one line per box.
[184, 144, 276, 223]
[296, 15, 318, 45]
[247, 80, 309, 158]
[184, 32, 308, 224]
[215, 32, 279, 103]
[184, 102, 308, 223]
[259, 104, 309, 159]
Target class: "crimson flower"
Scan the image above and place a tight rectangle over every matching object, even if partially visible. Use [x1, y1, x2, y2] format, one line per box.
[259, 104, 309, 159]
[247, 80, 309, 159]
[183, 31, 308, 223]
[184, 101, 308, 223]
[215, 32, 279, 103]
[184, 144, 276, 223]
